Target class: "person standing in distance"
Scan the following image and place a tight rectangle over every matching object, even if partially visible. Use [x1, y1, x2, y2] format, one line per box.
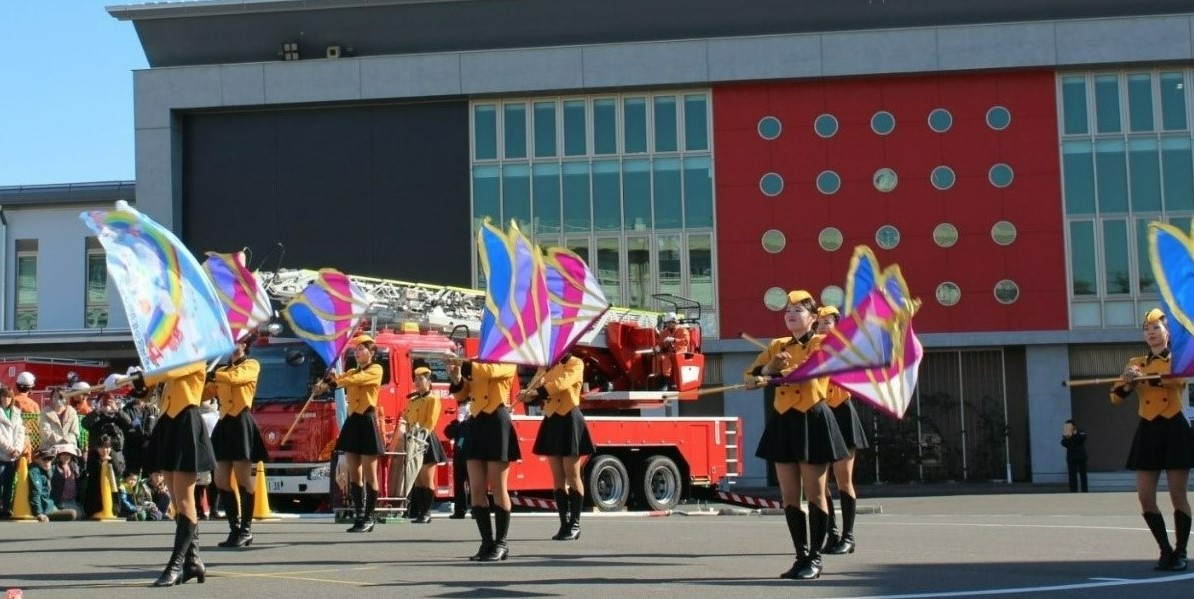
[1060, 419, 1088, 493]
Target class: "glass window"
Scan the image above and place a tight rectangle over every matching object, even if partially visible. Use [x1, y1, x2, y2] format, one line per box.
[1094, 140, 1127, 213]
[473, 104, 497, 160]
[764, 287, 788, 311]
[814, 114, 838, 138]
[503, 103, 527, 159]
[502, 164, 530, 228]
[683, 157, 714, 228]
[562, 162, 591, 233]
[931, 166, 955, 190]
[85, 247, 109, 329]
[592, 160, 621, 231]
[595, 237, 621, 304]
[1063, 141, 1096, 215]
[876, 225, 900, 250]
[654, 96, 678, 152]
[818, 227, 843, 251]
[623, 159, 652, 231]
[1129, 139, 1162, 212]
[1061, 76, 1089, 135]
[994, 280, 1019, 304]
[991, 221, 1017, 246]
[563, 100, 587, 156]
[566, 238, 590, 264]
[986, 106, 1011, 131]
[934, 223, 958, 248]
[533, 101, 557, 158]
[624, 97, 648, 153]
[657, 235, 683, 300]
[16, 252, 36, 331]
[1069, 220, 1097, 295]
[688, 234, 713, 308]
[760, 172, 784, 197]
[989, 163, 1014, 189]
[928, 108, 952, 133]
[761, 229, 786, 253]
[1162, 137, 1194, 211]
[821, 285, 844, 309]
[1136, 218, 1156, 293]
[758, 116, 782, 140]
[532, 163, 561, 234]
[1127, 73, 1154, 132]
[1169, 215, 1193, 233]
[627, 237, 651, 308]
[1102, 219, 1130, 294]
[684, 94, 709, 151]
[817, 171, 841, 195]
[873, 168, 898, 193]
[594, 98, 617, 155]
[935, 282, 961, 307]
[871, 111, 895, 135]
[1160, 72, 1188, 130]
[653, 158, 682, 230]
[1094, 74, 1121, 133]
[472, 165, 501, 229]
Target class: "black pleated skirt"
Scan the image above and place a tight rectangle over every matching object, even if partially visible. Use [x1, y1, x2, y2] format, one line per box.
[336, 409, 384, 456]
[755, 402, 849, 465]
[533, 410, 595, 457]
[148, 406, 216, 474]
[468, 405, 522, 462]
[212, 410, 269, 463]
[422, 432, 448, 465]
[830, 398, 870, 451]
[1125, 414, 1194, 471]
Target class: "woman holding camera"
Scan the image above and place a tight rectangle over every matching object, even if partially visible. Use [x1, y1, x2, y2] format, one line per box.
[210, 333, 268, 547]
[320, 336, 384, 533]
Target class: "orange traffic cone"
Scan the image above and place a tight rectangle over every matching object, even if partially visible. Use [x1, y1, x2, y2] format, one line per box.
[10, 457, 34, 520]
[252, 461, 274, 519]
[91, 461, 120, 521]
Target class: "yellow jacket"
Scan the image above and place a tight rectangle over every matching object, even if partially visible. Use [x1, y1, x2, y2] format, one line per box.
[335, 363, 384, 415]
[212, 358, 260, 418]
[144, 362, 208, 419]
[1110, 352, 1187, 421]
[540, 356, 584, 417]
[452, 362, 517, 416]
[743, 334, 829, 414]
[825, 384, 851, 409]
[403, 391, 441, 431]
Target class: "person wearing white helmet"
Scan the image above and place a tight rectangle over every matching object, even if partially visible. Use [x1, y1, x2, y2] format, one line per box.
[13, 372, 40, 414]
[653, 312, 690, 391]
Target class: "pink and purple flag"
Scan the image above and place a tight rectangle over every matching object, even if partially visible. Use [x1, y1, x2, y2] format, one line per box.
[280, 268, 372, 368]
[476, 220, 553, 365]
[543, 247, 610, 360]
[202, 251, 273, 341]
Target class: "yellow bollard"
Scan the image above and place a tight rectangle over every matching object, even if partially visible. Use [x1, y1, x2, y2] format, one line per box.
[91, 461, 120, 521]
[10, 457, 34, 520]
[252, 461, 274, 519]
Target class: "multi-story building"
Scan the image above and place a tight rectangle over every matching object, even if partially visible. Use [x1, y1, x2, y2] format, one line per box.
[57, 0, 1194, 486]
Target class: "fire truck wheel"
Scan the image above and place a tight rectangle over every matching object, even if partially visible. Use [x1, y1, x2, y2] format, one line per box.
[586, 454, 630, 512]
[641, 455, 682, 511]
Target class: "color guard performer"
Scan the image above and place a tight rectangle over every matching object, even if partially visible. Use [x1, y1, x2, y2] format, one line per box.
[317, 336, 385, 533]
[815, 306, 868, 555]
[1111, 308, 1193, 571]
[402, 366, 447, 524]
[523, 353, 594, 541]
[745, 290, 848, 581]
[209, 333, 268, 548]
[449, 356, 519, 562]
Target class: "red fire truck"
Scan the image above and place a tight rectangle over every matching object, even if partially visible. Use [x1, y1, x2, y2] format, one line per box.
[248, 270, 741, 513]
[0, 357, 112, 409]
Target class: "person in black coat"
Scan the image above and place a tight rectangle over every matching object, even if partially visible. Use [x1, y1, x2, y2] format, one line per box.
[121, 394, 158, 479]
[82, 393, 134, 517]
[1061, 419, 1088, 493]
[444, 399, 472, 519]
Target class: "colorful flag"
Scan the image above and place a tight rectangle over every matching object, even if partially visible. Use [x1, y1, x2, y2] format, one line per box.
[543, 246, 610, 360]
[1148, 222, 1194, 375]
[843, 246, 881, 312]
[476, 220, 553, 365]
[202, 251, 273, 341]
[79, 200, 234, 374]
[775, 287, 898, 384]
[280, 269, 372, 368]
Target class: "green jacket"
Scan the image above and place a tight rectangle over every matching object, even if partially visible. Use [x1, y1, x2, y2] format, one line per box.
[28, 465, 57, 517]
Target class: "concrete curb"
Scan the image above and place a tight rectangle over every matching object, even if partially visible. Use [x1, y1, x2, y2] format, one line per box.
[267, 504, 884, 520]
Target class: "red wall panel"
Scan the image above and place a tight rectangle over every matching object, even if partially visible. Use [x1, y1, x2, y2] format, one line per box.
[714, 71, 1067, 337]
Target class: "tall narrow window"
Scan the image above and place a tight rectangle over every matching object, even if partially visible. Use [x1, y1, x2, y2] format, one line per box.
[657, 235, 683, 300]
[1061, 76, 1089, 135]
[16, 240, 37, 330]
[626, 237, 651, 308]
[687, 234, 713, 309]
[595, 238, 621, 305]
[1069, 221, 1096, 295]
[85, 238, 109, 329]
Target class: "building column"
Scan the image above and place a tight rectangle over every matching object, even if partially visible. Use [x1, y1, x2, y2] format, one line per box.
[1026, 344, 1071, 484]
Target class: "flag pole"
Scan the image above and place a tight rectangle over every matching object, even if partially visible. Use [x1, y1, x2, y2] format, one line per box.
[1061, 374, 1162, 387]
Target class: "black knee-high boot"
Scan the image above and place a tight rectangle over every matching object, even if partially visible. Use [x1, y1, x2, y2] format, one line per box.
[359, 486, 377, 532]
[237, 487, 255, 546]
[181, 519, 206, 584]
[346, 484, 365, 532]
[779, 505, 808, 579]
[564, 489, 583, 541]
[826, 493, 856, 555]
[470, 505, 493, 561]
[481, 507, 511, 561]
[217, 490, 240, 548]
[551, 489, 569, 540]
[796, 504, 826, 580]
[1143, 512, 1174, 570]
[1172, 510, 1190, 571]
[412, 488, 434, 524]
[153, 518, 192, 587]
[823, 492, 839, 551]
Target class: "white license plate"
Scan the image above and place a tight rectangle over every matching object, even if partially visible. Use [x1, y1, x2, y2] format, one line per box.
[269, 480, 283, 491]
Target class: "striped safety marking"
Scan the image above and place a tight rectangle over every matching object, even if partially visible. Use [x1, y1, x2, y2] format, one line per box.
[715, 491, 782, 509]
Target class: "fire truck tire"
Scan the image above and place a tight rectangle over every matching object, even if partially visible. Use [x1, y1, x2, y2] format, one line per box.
[641, 455, 682, 511]
[586, 454, 630, 512]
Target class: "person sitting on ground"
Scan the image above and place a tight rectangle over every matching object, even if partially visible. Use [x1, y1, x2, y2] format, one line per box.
[50, 445, 83, 514]
[148, 471, 173, 519]
[29, 448, 78, 522]
[118, 471, 146, 518]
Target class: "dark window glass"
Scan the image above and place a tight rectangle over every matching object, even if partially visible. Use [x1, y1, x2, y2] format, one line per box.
[503, 104, 527, 159]
[653, 158, 682, 230]
[502, 164, 530, 228]
[474, 104, 497, 160]
[472, 166, 501, 228]
[563, 100, 587, 156]
[594, 98, 617, 155]
[624, 97, 648, 153]
[1128, 139, 1161, 212]
[1094, 74, 1121, 133]
[533, 101, 556, 158]
[562, 162, 591, 233]
[683, 157, 713, 228]
[1062, 76, 1089, 135]
[1069, 221, 1096, 295]
[654, 96, 678, 152]
[1162, 137, 1194, 211]
[1127, 73, 1154, 132]
[1102, 219, 1130, 294]
[623, 159, 652, 231]
[1063, 141, 1095, 215]
[1160, 72, 1188, 130]
[593, 160, 621, 231]
[684, 94, 708, 151]
[532, 163, 561, 234]
[1095, 140, 1128, 213]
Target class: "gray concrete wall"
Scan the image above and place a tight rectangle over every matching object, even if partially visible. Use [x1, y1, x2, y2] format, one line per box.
[1025, 345, 1072, 483]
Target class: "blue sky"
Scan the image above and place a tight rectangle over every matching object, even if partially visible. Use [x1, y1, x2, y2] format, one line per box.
[0, 1, 148, 186]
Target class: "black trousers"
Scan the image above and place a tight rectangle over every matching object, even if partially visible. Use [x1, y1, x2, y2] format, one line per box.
[452, 455, 469, 515]
[1067, 459, 1088, 492]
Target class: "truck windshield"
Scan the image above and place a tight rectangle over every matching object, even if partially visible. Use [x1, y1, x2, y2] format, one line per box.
[252, 344, 328, 402]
